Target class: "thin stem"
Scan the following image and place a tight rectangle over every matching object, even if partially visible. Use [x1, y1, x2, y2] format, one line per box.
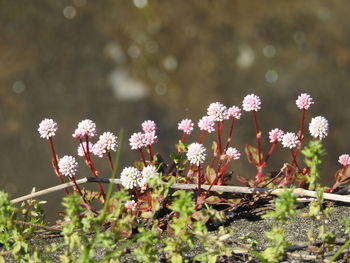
[181, 132, 186, 143]
[204, 159, 231, 199]
[264, 142, 277, 164]
[217, 122, 223, 155]
[48, 138, 69, 195]
[79, 138, 106, 201]
[290, 149, 302, 173]
[198, 131, 207, 144]
[148, 145, 153, 162]
[294, 109, 306, 160]
[107, 152, 114, 171]
[299, 109, 306, 142]
[224, 118, 235, 151]
[138, 148, 147, 166]
[209, 144, 218, 168]
[252, 111, 262, 165]
[68, 175, 96, 214]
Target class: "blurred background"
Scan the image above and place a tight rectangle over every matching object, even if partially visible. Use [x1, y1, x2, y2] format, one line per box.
[1, 0, 350, 221]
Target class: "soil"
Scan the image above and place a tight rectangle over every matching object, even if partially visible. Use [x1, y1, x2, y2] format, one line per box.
[2, 202, 350, 262]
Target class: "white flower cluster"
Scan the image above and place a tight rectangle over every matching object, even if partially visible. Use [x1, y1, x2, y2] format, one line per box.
[120, 165, 159, 190]
[186, 143, 207, 166]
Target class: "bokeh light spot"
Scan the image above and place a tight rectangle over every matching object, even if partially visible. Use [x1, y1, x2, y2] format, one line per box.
[163, 56, 178, 71]
[265, 70, 278, 83]
[13, 80, 26, 94]
[63, 6, 77, 19]
[133, 0, 147, 8]
[263, 45, 276, 58]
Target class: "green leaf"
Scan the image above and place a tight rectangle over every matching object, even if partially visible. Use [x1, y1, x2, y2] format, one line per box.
[244, 144, 262, 165]
[134, 161, 145, 170]
[206, 166, 217, 184]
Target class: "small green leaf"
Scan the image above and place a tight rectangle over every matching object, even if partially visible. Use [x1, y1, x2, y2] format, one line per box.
[206, 166, 217, 184]
[244, 144, 262, 165]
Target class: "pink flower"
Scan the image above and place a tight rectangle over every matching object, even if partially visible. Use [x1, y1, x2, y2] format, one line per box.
[58, 155, 78, 177]
[338, 154, 350, 166]
[142, 120, 157, 133]
[226, 147, 241, 160]
[207, 102, 229, 122]
[144, 131, 157, 146]
[309, 116, 329, 140]
[296, 93, 314, 110]
[38, 119, 58, 139]
[242, 94, 261, 112]
[198, 116, 215, 133]
[269, 128, 284, 143]
[281, 132, 300, 149]
[125, 200, 137, 211]
[77, 142, 94, 157]
[178, 119, 194, 135]
[72, 119, 97, 139]
[93, 132, 118, 157]
[187, 143, 206, 166]
[228, 106, 242, 119]
[129, 132, 146, 150]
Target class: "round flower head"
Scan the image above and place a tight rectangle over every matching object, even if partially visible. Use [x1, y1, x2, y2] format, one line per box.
[226, 147, 241, 160]
[129, 132, 146, 150]
[139, 165, 159, 189]
[77, 142, 94, 157]
[242, 94, 261, 112]
[125, 200, 137, 211]
[58, 155, 78, 177]
[228, 106, 242, 119]
[144, 131, 157, 146]
[72, 119, 97, 139]
[141, 120, 157, 133]
[38, 119, 58, 139]
[198, 116, 215, 133]
[296, 93, 314, 110]
[309, 116, 329, 140]
[207, 102, 229, 122]
[178, 119, 194, 135]
[269, 128, 284, 143]
[281, 132, 300, 149]
[92, 132, 118, 157]
[120, 167, 141, 189]
[338, 154, 350, 166]
[186, 143, 206, 166]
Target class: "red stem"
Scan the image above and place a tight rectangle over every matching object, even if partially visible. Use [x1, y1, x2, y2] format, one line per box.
[217, 122, 223, 155]
[252, 111, 262, 165]
[264, 142, 277, 165]
[224, 118, 235, 151]
[294, 109, 306, 160]
[198, 131, 207, 144]
[69, 175, 98, 215]
[107, 152, 120, 191]
[203, 160, 231, 200]
[290, 149, 302, 173]
[79, 138, 106, 201]
[209, 144, 218, 169]
[148, 145, 153, 162]
[138, 148, 147, 166]
[48, 138, 69, 195]
[181, 133, 186, 143]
